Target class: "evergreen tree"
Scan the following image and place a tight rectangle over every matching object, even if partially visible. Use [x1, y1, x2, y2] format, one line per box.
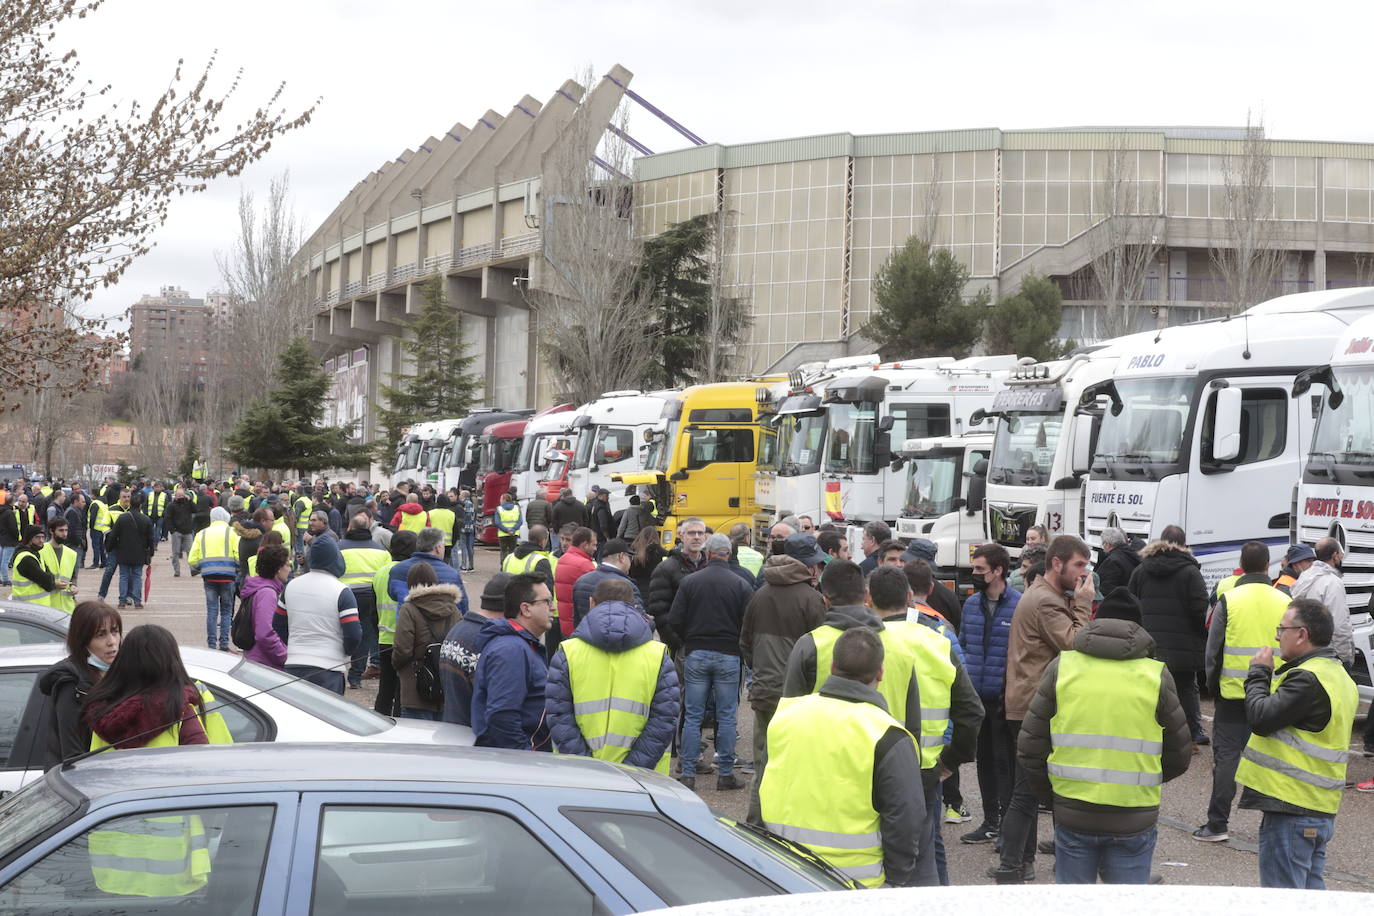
[372, 277, 482, 464]
[175, 434, 198, 481]
[984, 273, 1073, 362]
[224, 337, 372, 475]
[861, 236, 988, 360]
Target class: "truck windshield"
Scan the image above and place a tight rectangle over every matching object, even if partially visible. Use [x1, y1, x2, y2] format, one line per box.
[825, 402, 878, 475]
[422, 442, 444, 474]
[988, 411, 1062, 487]
[445, 434, 470, 469]
[1311, 367, 1374, 472]
[757, 418, 778, 473]
[516, 434, 536, 474]
[480, 438, 519, 475]
[396, 439, 422, 474]
[645, 421, 677, 472]
[1095, 377, 1193, 473]
[780, 412, 826, 476]
[904, 451, 960, 518]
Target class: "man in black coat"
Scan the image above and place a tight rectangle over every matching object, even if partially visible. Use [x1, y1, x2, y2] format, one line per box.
[104, 492, 155, 609]
[549, 488, 589, 534]
[647, 518, 709, 653]
[1098, 526, 1143, 595]
[587, 487, 616, 555]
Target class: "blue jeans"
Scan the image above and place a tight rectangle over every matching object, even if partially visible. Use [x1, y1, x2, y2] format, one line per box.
[460, 531, 476, 568]
[1055, 824, 1157, 884]
[99, 554, 119, 598]
[1258, 812, 1333, 889]
[286, 665, 345, 695]
[548, 529, 560, 553]
[0, 545, 14, 584]
[681, 650, 740, 778]
[153, 518, 165, 542]
[914, 774, 950, 885]
[204, 579, 236, 649]
[89, 530, 105, 568]
[118, 564, 143, 605]
[401, 708, 439, 720]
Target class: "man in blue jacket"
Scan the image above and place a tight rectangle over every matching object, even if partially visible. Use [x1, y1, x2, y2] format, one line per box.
[958, 543, 1021, 845]
[546, 579, 679, 770]
[388, 527, 469, 614]
[570, 537, 643, 626]
[471, 573, 553, 750]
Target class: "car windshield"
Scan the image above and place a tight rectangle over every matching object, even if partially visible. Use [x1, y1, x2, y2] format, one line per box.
[904, 451, 960, 518]
[988, 410, 1063, 487]
[1311, 367, 1374, 466]
[1095, 377, 1193, 470]
[779, 412, 825, 476]
[824, 402, 878, 475]
[230, 660, 388, 736]
[0, 779, 76, 861]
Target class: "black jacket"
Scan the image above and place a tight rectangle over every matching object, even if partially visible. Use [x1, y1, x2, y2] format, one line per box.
[588, 499, 615, 543]
[106, 510, 155, 565]
[1098, 543, 1143, 595]
[667, 558, 753, 655]
[63, 504, 87, 550]
[37, 657, 98, 767]
[1126, 541, 1209, 669]
[0, 504, 36, 547]
[646, 548, 707, 651]
[166, 493, 196, 535]
[549, 492, 588, 533]
[628, 542, 667, 598]
[1018, 617, 1192, 835]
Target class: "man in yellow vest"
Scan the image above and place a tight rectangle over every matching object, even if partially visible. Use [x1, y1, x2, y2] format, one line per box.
[1017, 587, 1192, 883]
[371, 530, 416, 717]
[1196, 540, 1292, 842]
[147, 481, 168, 543]
[95, 490, 130, 602]
[87, 492, 111, 570]
[188, 506, 240, 650]
[1235, 597, 1357, 889]
[546, 577, 679, 773]
[339, 511, 390, 689]
[11, 523, 78, 611]
[729, 523, 765, 578]
[427, 499, 457, 567]
[291, 483, 313, 556]
[763, 626, 925, 888]
[494, 491, 522, 564]
[1, 491, 37, 587]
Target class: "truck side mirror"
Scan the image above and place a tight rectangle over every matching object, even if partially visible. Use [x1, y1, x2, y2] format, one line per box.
[970, 408, 987, 427]
[965, 458, 988, 513]
[1070, 417, 1095, 476]
[1212, 387, 1243, 462]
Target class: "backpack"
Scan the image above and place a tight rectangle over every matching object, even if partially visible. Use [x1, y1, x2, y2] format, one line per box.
[414, 618, 445, 705]
[231, 594, 257, 651]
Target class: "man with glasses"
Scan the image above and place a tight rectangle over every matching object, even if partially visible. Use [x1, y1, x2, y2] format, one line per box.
[471, 573, 554, 751]
[647, 518, 710, 652]
[796, 516, 815, 534]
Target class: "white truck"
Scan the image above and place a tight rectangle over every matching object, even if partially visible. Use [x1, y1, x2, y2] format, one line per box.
[389, 420, 442, 489]
[567, 390, 675, 515]
[511, 406, 581, 507]
[437, 409, 534, 494]
[1292, 308, 1374, 695]
[895, 433, 994, 592]
[822, 356, 1016, 531]
[1083, 288, 1374, 590]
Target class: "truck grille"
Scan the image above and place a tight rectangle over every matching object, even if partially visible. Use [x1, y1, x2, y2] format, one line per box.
[988, 503, 1037, 549]
[1298, 524, 1374, 613]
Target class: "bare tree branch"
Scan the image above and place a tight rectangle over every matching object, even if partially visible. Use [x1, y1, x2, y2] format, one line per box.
[1086, 139, 1163, 339]
[1210, 115, 1287, 312]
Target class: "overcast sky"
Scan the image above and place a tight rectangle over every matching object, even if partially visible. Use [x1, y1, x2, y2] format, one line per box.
[68, 0, 1374, 328]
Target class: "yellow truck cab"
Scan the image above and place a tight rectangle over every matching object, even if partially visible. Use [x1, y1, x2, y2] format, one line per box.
[615, 382, 772, 547]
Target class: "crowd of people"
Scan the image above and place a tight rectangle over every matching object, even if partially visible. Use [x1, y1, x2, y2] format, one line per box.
[4, 469, 1363, 892]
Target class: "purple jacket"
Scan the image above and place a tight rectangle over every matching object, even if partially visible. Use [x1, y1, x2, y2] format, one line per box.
[240, 575, 287, 669]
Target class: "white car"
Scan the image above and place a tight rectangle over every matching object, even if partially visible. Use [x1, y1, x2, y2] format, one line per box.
[0, 644, 472, 795]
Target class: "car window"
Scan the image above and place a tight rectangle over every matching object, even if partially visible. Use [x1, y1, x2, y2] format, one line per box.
[198, 685, 271, 744]
[229, 660, 387, 736]
[0, 803, 275, 913]
[0, 672, 39, 768]
[0, 621, 63, 649]
[564, 808, 777, 906]
[685, 429, 754, 469]
[312, 805, 603, 916]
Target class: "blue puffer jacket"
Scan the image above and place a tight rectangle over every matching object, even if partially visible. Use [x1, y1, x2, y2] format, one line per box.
[958, 587, 1021, 702]
[472, 619, 550, 751]
[545, 600, 680, 770]
[571, 563, 644, 628]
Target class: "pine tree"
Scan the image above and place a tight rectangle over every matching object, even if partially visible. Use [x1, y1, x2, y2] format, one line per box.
[224, 337, 373, 475]
[861, 236, 989, 360]
[175, 434, 198, 481]
[984, 273, 1073, 362]
[372, 277, 483, 464]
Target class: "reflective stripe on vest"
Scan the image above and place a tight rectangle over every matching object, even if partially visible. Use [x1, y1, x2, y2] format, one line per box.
[374, 560, 399, 645]
[340, 545, 389, 588]
[561, 637, 670, 774]
[294, 497, 313, 530]
[760, 694, 914, 888]
[89, 814, 211, 897]
[1235, 654, 1357, 814]
[38, 543, 77, 612]
[193, 525, 238, 577]
[1220, 583, 1290, 699]
[496, 505, 520, 533]
[811, 620, 952, 768]
[1047, 651, 1166, 807]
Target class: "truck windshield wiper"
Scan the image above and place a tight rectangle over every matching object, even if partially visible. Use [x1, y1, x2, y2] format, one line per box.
[1309, 451, 1338, 480]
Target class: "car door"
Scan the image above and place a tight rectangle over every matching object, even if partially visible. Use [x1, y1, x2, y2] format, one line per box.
[0, 790, 298, 915]
[0, 668, 46, 797]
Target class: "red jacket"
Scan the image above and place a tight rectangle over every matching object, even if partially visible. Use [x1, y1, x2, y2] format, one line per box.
[390, 503, 429, 530]
[553, 545, 596, 636]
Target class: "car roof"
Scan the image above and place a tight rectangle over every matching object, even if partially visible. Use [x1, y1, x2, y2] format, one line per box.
[0, 643, 243, 673]
[0, 600, 71, 627]
[55, 742, 651, 799]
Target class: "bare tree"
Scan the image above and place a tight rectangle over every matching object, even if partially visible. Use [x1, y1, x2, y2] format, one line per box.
[1, 1, 315, 402]
[1086, 140, 1164, 339]
[920, 154, 944, 246]
[700, 205, 751, 382]
[529, 68, 658, 404]
[1210, 116, 1286, 313]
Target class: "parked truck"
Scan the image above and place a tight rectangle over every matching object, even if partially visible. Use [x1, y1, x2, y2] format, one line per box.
[895, 432, 994, 594]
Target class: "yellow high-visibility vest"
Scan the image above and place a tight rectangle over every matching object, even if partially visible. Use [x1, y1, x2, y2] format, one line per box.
[560, 637, 670, 773]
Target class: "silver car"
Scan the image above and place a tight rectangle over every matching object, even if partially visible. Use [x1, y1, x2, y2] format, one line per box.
[0, 644, 472, 795]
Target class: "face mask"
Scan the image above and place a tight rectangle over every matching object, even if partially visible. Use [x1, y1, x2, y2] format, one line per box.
[771, 540, 787, 557]
[87, 653, 111, 671]
[971, 572, 988, 590]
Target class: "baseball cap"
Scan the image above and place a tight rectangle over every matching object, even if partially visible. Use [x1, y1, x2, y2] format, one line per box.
[1285, 543, 1316, 564]
[481, 572, 514, 612]
[783, 532, 827, 566]
[602, 538, 632, 558]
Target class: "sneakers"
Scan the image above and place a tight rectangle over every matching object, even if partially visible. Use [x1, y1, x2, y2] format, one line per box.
[986, 862, 1035, 884]
[1356, 777, 1374, 792]
[1194, 733, 1211, 746]
[716, 774, 746, 791]
[1192, 825, 1229, 842]
[677, 776, 696, 790]
[117, 602, 127, 609]
[944, 804, 973, 824]
[132, 602, 143, 609]
[960, 823, 999, 845]
[733, 755, 755, 775]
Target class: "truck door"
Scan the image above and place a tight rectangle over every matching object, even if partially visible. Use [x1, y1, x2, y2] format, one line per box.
[676, 424, 755, 524]
[1192, 376, 1294, 582]
[960, 445, 992, 563]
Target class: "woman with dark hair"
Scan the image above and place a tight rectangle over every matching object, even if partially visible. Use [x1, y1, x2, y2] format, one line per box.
[36, 600, 123, 765]
[241, 544, 291, 670]
[628, 526, 666, 598]
[83, 625, 229, 749]
[392, 561, 459, 720]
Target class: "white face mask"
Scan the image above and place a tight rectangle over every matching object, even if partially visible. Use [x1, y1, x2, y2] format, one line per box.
[87, 653, 112, 671]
